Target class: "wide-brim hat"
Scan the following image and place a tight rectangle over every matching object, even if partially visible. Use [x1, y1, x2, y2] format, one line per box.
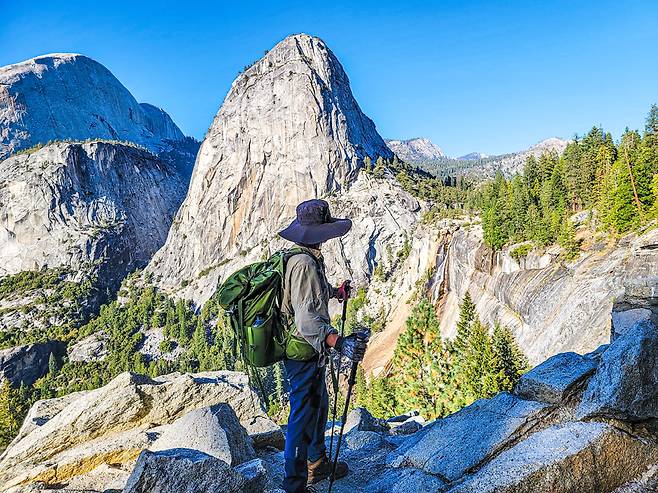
[279, 199, 352, 244]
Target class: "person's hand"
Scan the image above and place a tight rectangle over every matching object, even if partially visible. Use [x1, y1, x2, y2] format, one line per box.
[336, 280, 352, 302]
[334, 330, 369, 362]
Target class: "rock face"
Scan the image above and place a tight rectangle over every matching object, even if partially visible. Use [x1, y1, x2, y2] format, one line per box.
[0, 370, 282, 490]
[494, 137, 569, 175]
[435, 224, 658, 365]
[0, 141, 186, 288]
[150, 404, 256, 466]
[611, 291, 658, 341]
[577, 320, 658, 421]
[0, 341, 65, 386]
[385, 137, 445, 161]
[514, 351, 597, 404]
[0, 53, 196, 172]
[389, 392, 551, 481]
[146, 33, 421, 307]
[449, 422, 658, 493]
[123, 448, 247, 493]
[67, 331, 108, 362]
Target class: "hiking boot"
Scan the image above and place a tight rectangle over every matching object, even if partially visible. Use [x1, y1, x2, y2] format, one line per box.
[307, 455, 349, 484]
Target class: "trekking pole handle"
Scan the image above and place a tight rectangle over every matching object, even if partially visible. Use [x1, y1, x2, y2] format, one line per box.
[339, 280, 351, 337]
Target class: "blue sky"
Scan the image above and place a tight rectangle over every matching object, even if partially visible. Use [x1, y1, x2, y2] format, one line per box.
[2, 0, 657, 156]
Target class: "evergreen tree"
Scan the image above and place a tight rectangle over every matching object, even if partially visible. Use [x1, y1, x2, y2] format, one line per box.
[453, 291, 476, 355]
[491, 323, 528, 387]
[47, 352, 58, 375]
[558, 218, 579, 259]
[608, 158, 639, 232]
[389, 298, 449, 419]
[460, 317, 492, 401]
[367, 376, 396, 418]
[355, 365, 368, 408]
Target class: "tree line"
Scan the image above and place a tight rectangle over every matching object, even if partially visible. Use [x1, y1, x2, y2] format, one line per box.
[475, 105, 658, 251]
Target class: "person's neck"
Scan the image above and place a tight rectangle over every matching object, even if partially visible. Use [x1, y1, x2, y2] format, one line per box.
[297, 242, 321, 250]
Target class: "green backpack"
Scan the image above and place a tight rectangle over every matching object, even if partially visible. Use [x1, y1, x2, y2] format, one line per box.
[216, 247, 317, 368]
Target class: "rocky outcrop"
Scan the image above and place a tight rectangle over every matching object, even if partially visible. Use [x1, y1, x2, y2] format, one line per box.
[67, 331, 108, 362]
[344, 407, 390, 434]
[449, 422, 658, 493]
[146, 34, 425, 309]
[150, 404, 256, 466]
[389, 392, 552, 481]
[576, 320, 658, 421]
[611, 290, 658, 341]
[0, 370, 283, 491]
[0, 141, 186, 291]
[434, 223, 658, 365]
[123, 448, 247, 493]
[385, 137, 445, 161]
[0, 53, 196, 172]
[0, 341, 65, 386]
[514, 351, 596, 404]
[494, 137, 570, 175]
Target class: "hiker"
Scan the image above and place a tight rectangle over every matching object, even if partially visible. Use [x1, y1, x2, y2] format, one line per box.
[278, 199, 369, 493]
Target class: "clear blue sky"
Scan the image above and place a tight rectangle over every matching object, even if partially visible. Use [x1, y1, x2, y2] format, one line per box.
[2, 0, 657, 156]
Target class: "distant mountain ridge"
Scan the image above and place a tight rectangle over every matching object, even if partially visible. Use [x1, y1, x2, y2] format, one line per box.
[0, 53, 198, 174]
[385, 137, 445, 162]
[386, 136, 569, 178]
[458, 152, 489, 160]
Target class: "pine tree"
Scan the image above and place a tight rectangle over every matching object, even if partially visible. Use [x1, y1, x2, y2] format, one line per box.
[491, 323, 527, 388]
[368, 376, 396, 418]
[453, 292, 476, 354]
[48, 352, 58, 375]
[355, 365, 368, 408]
[273, 362, 286, 405]
[558, 218, 579, 260]
[461, 317, 491, 401]
[373, 157, 386, 178]
[608, 159, 639, 232]
[389, 298, 449, 419]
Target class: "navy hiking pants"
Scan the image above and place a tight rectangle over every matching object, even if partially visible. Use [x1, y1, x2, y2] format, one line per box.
[283, 357, 328, 493]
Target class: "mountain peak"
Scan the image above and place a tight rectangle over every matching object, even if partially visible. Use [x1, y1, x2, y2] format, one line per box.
[147, 34, 395, 303]
[0, 52, 188, 160]
[458, 152, 489, 160]
[385, 137, 445, 161]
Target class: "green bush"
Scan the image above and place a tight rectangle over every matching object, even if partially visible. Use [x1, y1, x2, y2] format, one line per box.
[510, 244, 533, 261]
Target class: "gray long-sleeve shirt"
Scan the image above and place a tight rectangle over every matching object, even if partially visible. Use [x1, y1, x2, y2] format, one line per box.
[281, 248, 337, 354]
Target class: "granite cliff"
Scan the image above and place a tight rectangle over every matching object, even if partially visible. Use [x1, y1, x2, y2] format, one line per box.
[146, 34, 427, 309]
[0, 53, 198, 174]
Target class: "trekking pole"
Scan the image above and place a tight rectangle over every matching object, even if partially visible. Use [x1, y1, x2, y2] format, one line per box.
[328, 281, 350, 462]
[327, 331, 366, 493]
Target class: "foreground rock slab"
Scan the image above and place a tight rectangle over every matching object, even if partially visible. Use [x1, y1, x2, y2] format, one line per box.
[0, 370, 280, 489]
[123, 448, 246, 493]
[577, 321, 658, 421]
[389, 392, 551, 481]
[514, 351, 597, 404]
[448, 422, 658, 493]
[151, 404, 255, 466]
